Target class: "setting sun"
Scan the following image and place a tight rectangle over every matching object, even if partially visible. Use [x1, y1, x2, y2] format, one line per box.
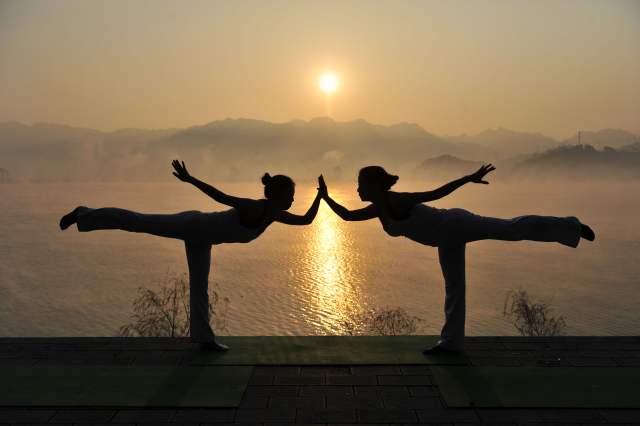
[319, 72, 339, 94]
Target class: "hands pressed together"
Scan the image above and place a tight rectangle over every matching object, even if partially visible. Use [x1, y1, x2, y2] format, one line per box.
[317, 175, 328, 199]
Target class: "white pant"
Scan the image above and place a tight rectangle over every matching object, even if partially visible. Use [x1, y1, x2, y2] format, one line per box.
[434, 211, 581, 350]
[76, 207, 217, 342]
[437, 244, 466, 350]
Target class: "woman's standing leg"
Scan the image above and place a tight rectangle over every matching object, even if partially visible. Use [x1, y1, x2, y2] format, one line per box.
[431, 244, 466, 353]
[184, 240, 214, 341]
[184, 240, 228, 350]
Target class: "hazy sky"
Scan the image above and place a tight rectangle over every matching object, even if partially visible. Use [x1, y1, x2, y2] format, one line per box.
[1, 0, 638, 138]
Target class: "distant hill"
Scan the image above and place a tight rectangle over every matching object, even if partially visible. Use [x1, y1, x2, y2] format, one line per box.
[0, 118, 468, 182]
[413, 155, 484, 181]
[0, 119, 637, 182]
[563, 129, 639, 149]
[416, 144, 640, 182]
[510, 144, 640, 180]
[444, 128, 560, 158]
[620, 142, 640, 152]
[0, 121, 178, 182]
[144, 117, 461, 182]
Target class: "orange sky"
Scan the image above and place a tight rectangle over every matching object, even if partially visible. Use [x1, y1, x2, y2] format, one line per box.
[1, 0, 639, 138]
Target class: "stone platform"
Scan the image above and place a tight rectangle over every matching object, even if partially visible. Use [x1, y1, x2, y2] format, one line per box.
[1, 336, 640, 425]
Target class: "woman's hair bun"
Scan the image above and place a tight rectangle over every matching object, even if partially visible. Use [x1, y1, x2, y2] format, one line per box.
[390, 175, 399, 185]
[261, 173, 272, 185]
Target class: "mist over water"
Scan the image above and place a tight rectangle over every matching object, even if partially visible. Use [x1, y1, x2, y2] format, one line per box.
[1, 180, 638, 337]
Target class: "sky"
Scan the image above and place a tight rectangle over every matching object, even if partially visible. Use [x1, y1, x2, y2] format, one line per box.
[1, 0, 639, 139]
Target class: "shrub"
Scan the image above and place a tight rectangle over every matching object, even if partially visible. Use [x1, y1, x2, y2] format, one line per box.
[503, 289, 566, 336]
[117, 271, 229, 337]
[342, 306, 422, 336]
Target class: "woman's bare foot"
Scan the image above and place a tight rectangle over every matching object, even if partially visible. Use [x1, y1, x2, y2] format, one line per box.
[199, 340, 229, 351]
[580, 224, 595, 241]
[423, 342, 463, 356]
[59, 206, 83, 230]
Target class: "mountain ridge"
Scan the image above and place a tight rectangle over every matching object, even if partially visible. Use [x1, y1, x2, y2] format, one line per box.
[0, 118, 637, 182]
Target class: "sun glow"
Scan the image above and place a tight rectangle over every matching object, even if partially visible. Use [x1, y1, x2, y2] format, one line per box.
[319, 72, 339, 94]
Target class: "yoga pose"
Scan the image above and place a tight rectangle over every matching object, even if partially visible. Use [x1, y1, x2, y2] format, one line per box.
[319, 165, 595, 354]
[60, 160, 326, 350]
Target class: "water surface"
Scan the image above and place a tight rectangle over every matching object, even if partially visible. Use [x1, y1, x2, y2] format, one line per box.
[0, 181, 638, 336]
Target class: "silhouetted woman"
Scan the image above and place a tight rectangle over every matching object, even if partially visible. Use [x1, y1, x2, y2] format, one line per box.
[60, 160, 325, 350]
[319, 165, 595, 354]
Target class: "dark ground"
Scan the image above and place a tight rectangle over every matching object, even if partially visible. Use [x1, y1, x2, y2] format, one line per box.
[1, 336, 640, 425]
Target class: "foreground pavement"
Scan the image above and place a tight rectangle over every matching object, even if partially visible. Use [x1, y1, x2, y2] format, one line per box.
[1, 336, 640, 425]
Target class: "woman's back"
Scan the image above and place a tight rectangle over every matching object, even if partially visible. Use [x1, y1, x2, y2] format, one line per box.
[189, 208, 268, 245]
[379, 203, 446, 246]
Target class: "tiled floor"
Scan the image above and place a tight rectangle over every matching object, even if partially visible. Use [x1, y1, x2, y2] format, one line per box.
[1, 336, 639, 424]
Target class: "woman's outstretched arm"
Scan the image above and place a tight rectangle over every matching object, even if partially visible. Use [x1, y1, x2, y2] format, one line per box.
[321, 176, 378, 221]
[276, 189, 323, 225]
[403, 164, 496, 204]
[324, 195, 377, 221]
[172, 160, 253, 209]
[275, 175, 325, 225]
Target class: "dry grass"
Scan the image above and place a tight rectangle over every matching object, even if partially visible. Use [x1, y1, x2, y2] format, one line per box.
[117, 270, 229, 337]
[503, 289, 567, 336]
[342, 306, 423, 336]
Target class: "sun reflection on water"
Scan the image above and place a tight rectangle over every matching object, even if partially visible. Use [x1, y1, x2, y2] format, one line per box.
[302, 202, 365, 334]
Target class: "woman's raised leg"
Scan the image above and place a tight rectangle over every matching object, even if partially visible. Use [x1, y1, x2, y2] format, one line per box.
[73, 207, 199, 240]
[443, 209, 583, 248]
[474, 214, 582, 247]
